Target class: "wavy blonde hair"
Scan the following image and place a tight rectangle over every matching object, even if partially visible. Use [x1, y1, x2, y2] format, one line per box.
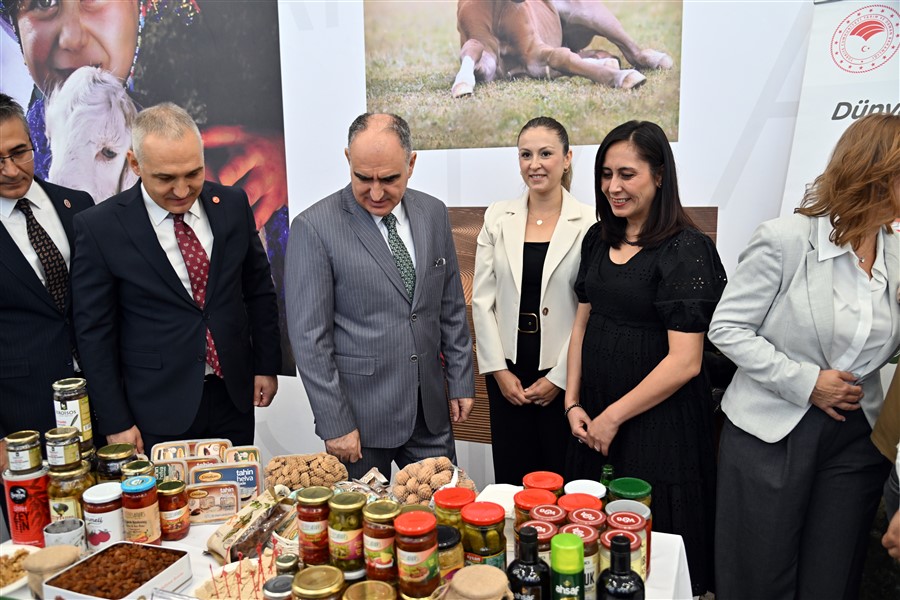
[796, 113, 900, 248]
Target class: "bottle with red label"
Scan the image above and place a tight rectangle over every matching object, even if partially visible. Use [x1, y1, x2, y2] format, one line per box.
[395, 510, 440, 599]
[297, 486, 333, 566]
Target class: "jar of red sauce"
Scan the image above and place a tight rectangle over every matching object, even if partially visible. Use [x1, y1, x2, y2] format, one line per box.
[83, 481, 124, 553]
[297, 486, 332, 566]
[158, 480, 190, 541]
[513, 488, 556, 530]
[362, 499, 400, 583]
[522, 471, 564, 497]
[121, 475, 161, 545]
[395, 510, 440, 599]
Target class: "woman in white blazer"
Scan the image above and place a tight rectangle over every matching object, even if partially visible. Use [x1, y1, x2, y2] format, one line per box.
[472, 117, 595, 484]
[709, 113, 900, 599]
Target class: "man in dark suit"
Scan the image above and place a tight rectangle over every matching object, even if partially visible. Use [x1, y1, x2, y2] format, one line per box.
[72, 102, 280, 454]
[0, 93, 94, 472]
[285, 113, 474, 479]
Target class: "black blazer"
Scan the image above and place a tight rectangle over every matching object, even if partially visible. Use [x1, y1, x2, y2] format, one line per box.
[0, 179, 93, 439]
[71, 181, 280, 437]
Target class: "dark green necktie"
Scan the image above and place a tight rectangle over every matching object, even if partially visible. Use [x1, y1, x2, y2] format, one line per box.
[383, 213, 415, 299]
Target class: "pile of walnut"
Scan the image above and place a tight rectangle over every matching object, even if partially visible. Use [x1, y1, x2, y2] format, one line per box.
[392, 456, 477, 505]
[265, 453, 348, 489]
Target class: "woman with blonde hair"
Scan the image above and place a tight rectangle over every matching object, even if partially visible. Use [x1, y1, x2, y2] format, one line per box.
[709, 112, 900, 599]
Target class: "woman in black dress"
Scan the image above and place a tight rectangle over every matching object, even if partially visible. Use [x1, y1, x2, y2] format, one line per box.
[563, 121, 726, 595]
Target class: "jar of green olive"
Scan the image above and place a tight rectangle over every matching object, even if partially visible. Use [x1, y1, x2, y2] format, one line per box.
[460, 502, 506, 569]
[328, 492, 366, 582]
[432, 487, 475, 536]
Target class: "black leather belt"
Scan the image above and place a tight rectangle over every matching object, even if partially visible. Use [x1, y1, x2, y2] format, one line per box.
[518, 312, 539, 334]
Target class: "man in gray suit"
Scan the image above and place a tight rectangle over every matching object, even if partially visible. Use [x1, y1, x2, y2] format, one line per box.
[286, 113, 474, 478]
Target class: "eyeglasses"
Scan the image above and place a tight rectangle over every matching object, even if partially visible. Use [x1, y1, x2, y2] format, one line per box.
[0, 148, 35, 167]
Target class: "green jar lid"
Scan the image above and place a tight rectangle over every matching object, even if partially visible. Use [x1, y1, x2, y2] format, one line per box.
[550, 533, 584, 574]
[328, 491, 366, 511]
[607, 477, 652, 499]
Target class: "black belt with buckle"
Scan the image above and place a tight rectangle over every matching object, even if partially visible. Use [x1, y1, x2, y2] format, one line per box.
[518, 312, 539, 334]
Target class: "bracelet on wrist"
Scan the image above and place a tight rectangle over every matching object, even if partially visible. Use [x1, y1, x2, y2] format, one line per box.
[564, 403, 583, 417]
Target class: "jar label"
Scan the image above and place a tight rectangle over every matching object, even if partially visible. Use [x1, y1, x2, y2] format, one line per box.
[55, 395, 93, 443]
[5, 471, 50, 547]
[8, 447, 41, 472]
[398, 544, 439, 583]
[47, 443, 80, 467]
[124, 504, 161, 543]
[464, 549, 506, 570]
[364, 533, 395, 569]
[85, 509, 124, 552]
[300, 519, 328, 549]
[161, 506, 190, 534]
[49, 496, 83, 521]
[513, 585, 544, 600]
[328, 526, 363, 561]
[584, 552, 598, 598]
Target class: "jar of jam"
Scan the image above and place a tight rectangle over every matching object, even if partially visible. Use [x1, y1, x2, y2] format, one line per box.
[522, 471, 564, 497]
[292, 565, 344, 600]
[432, 487, 475, 535]
[437, 525, 463, 583]
[568, 508, 606, 533]
[528, 504, 566, 528]
[122, 475, 161, 545]
[607, 511, 648, 576]
[518, 520, 556, 564]
[362, 499, 400, 583]
[298, 486, 332, 566]
[121, 459, 155, 480]
[48, 460, 95, 522]
[6, 430, 42, 475]
[45, 427, 82, 473]
[96, 443, 136, 482]
[395, 510, 440, 599]
[460, 502, 506, 569]
[599, 530, 643, 580]
[342, 580, 396, 600]
[607, 478, 652, 507]
[158, 480, 190, 541]
[513, 488, 556, 530]
[560, 523, 599, 600]
[328, 492, 366, 582]
[82, 481, 124, 553]
[277, 553, 300, 577]
[52, 378, 94, 454]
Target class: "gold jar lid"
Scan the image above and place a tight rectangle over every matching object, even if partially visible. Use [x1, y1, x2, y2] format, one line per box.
[45, 427, 80, 443]
[293, 565, 344, 598]
[342, 580, 396, 600]
[51, 378, 86, 392]
[49, 460, 91, 479]
[121, 459, 154, 477]
[97, 443, 135, 460]
[158, 480, 186, 496]
[363, 499, 400, 522]
[328, 491, 366, 512]
[298, 486, 333, 506]
[6, 430, 39, 446]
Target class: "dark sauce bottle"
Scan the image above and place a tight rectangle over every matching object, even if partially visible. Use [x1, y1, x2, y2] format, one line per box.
[508, 526, 551, 599]
[598, 535, 645, 599]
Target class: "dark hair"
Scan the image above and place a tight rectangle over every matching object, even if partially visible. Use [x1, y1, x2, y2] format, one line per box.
[0, 92, 31, 139]
[594, 120, 695, 248]
[518, 116, 572, 191]
[348, 113, 412, 158]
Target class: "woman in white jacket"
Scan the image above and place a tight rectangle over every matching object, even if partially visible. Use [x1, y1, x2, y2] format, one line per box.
[472, 117, 595, 483]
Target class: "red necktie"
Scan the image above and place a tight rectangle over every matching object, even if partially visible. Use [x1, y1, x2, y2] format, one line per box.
[172, 213, 222, 377]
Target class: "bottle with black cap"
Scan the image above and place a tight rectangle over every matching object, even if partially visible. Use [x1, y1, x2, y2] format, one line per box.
[507, 525, 551, 599]
[598, 534, 644, 599]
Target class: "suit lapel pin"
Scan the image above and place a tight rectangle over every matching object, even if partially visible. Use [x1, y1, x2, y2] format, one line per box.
[64, 199, 71, 208]
[212, 196, 221, 204]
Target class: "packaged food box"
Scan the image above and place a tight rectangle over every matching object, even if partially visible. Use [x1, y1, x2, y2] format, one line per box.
[185, 438, 232, 459]
[154, 459, 188, 483]
[224, 445, 261, 464]
[187, 482, 240, 523]
[191, 462, 262, 507]
[151, 442, 189, 462]
[43, 542, 191, 599]
[185, 456, 220, 476]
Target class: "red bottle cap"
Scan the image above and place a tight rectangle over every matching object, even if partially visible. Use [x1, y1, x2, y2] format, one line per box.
[557, 493, 602, 513]
[460, 501, 505, 526]
[394, 510, 437, 535]
[559, 523, 599, 545]
[528, 504, 566, 524]
[568, 508, 607, 529]
[513, 488, 557, 511]
[522, 471, 564, 491]
[600, 529, 640, 551]
[433, 487, 477, 509]
[519, 520, 557, 541]
[607, 511, 645, 532]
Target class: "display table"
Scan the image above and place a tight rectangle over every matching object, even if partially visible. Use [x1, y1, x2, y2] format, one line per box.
[3, 523, 691, 599]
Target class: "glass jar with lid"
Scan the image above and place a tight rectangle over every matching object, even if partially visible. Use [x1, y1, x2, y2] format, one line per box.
[436, 524, 463, 584]
[276, 553, 300, 577]
[362, 499, 400, 583]
[5, 430, 42, 475]
[558, 493, 603, 515]
[395, 510, 440, 599]
[96, 443, 137, 481]
[459, 502, 506, 569]
[432, 487, 475, 535]
[522, 471, 564, 497]
[158, 480, 190, 541]
[342, 580, 396, 600]
[568, 508, 606, 533]
[328, 492, 367, 582]
[83, 481, 124, 552]
[121, 459, 155, 480]
[528, 503, 567, 528]
[607, 478, 652, 507]
[292, 565, 344, 600]
[263, 574, 295, 600]
[599, 530, 643, 580]
[513, 488, 556, 530]
[298, 486, 333, 566]
[45, 427, 82, 472]
[48, 459, 95, 521]
[518, 520, 556, 564]
[52, 378, 94, 454]
[607, 511, 648, 576]
[122, 475, 161, 545]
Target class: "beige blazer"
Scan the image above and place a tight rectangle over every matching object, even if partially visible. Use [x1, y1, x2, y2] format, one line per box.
[472, 189, 596, 388]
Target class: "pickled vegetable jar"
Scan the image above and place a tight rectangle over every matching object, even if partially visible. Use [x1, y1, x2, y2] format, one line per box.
[522, 471, 564, 497]
[513, 488, 556, 530]
[48, 459, 95, 521]
[460, 502, 506, 569]
[432, 487, 475, 535]
[328, 492, 366, 581]
[298, 486, 333, 566]
[607, 478, 652, 507]
[395, 510, 440, 600]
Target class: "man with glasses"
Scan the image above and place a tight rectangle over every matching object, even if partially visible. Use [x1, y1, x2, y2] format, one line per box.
[0, 93, 93, 477]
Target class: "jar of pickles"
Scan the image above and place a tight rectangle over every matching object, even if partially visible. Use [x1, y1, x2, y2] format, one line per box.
[607, 478, 652, 507]
[328, 492, 366, 582]
[459, 502, 506, 569]
[519, 520, 556, 564]
[529, 504, 567, 528]
[292, 565, 344, 600]
[433, 487, 475, 535]
[437, 525, 463, 583]
[45, 427, 82, 473]
[362, 499, 400, 583]
[122, 475, 161, 545]
[158, 480, 190, 541]
[52, 378, 94, 454]
[96, 443, 136, 482]
[298, 486, 333, 566]
[48, 460, 95, 522]
[522, 471, 564, 497]
[121, 459, 154, 480]
[513, 488, 556, 530]
[394, 510, 440, 599]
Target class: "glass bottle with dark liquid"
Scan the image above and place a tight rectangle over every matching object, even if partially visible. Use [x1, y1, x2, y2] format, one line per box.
[598, 535, 645, 600]
[508, 526, 551, 599]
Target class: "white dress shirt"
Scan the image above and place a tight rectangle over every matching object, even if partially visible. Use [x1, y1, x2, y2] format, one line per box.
[371, 202, 417, 270]
[0, 179, 71, 285]
[817, 219, 892, 376]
